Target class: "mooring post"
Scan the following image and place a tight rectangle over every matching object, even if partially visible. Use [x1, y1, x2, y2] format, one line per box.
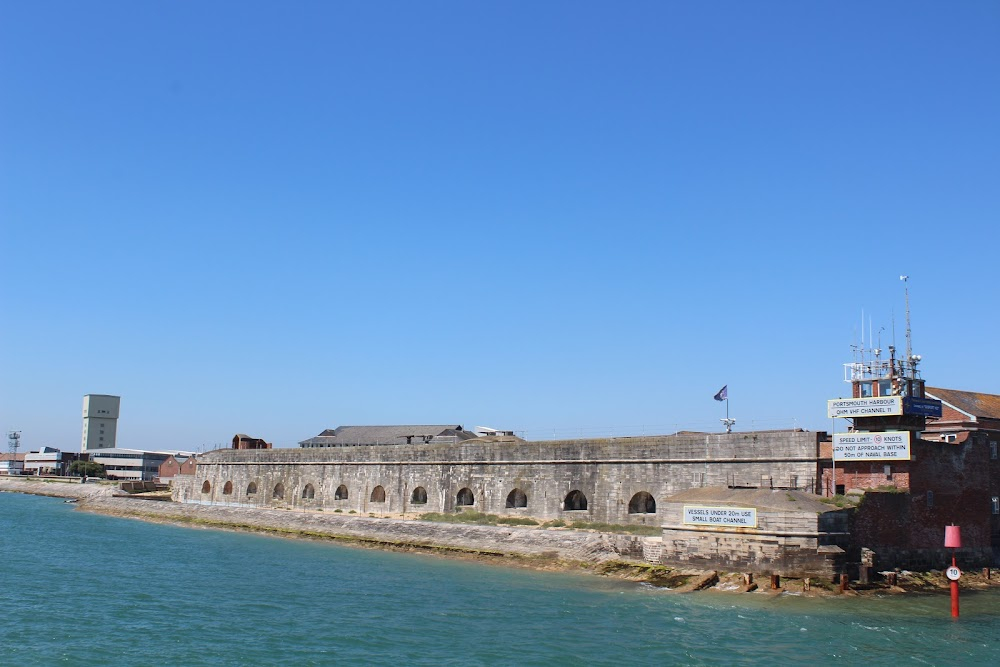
[770, 574, 780, 590]
[839, 574, 849, 592]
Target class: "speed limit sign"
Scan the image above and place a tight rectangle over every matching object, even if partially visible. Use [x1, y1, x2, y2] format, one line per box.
[946, 566, 962, 581]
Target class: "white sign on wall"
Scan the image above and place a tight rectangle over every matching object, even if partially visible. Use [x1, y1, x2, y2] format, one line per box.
[682, 506, 757, 528]
[827, 396, 904, 418]
[832, 431, 911, 461]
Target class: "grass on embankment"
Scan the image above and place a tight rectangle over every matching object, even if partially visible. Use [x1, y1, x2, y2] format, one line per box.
[417, 510, 661, 536]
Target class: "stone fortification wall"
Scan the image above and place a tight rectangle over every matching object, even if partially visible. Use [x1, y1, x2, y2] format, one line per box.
[175, 430, 823, 525]
[659, 505, 847, 578]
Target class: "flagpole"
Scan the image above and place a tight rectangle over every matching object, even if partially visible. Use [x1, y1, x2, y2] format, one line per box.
[716, 385, 734, 433]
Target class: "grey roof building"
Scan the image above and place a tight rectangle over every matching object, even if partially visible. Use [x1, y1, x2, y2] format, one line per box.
[299, 425, 479, 448]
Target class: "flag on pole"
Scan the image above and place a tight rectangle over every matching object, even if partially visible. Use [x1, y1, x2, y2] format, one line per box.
[714, 385, 728, 401]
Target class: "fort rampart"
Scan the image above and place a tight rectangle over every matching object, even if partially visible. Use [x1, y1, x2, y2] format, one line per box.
[175, 430, 824, 525]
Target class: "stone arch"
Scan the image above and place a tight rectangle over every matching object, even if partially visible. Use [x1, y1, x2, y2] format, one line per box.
[273, 482, 285, 500]
[563, 489, 588, 511]
[628, 491, 656, 514]
[222, 481, 233, 495]
[370, 485, 386, 503]
[411, 486, 428, 504]
[302, 483, 316, 499]
[456, 487, 475, 506]
[505, 488, 528, 508]
[201, 481, 211, 494]
[246, 482, 258, 496]
[335, 484, 348, 500]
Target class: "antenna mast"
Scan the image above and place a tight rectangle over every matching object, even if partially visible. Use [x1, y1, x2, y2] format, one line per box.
[7, 430, 20, 456]
[901, 276, 912, 362]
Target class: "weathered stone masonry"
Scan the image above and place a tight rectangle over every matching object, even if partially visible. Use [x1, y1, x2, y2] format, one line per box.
[175, 430, 825, 525]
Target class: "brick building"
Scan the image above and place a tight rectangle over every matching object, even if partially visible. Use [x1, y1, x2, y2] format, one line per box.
[158, 455, 198, 481]
[232, 434, 272, 450]
[823, 354, 999, 567]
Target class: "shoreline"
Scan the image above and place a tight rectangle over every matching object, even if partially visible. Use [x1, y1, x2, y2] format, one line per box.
[3, 477, 997, 597]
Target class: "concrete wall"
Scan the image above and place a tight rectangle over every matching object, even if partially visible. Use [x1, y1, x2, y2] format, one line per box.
[175, 430, 823, 525]
[658, 504, 848, 578]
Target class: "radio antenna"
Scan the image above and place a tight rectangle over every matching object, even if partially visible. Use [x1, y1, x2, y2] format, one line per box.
[901, 275, 912, 362]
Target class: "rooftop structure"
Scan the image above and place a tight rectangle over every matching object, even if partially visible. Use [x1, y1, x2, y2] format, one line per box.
[299, 425, 479, 448]
[232, 434, 272, 450]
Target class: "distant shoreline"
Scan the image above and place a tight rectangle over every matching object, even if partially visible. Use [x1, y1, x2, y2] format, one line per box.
[3, 477, 996, 597]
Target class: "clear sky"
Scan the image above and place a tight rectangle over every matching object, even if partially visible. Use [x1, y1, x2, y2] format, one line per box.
[2, 1, 998, 452]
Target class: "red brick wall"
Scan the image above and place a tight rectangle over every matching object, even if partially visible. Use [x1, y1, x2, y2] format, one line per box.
[158, 458, 180, 480]
[849, 436, 995, 568]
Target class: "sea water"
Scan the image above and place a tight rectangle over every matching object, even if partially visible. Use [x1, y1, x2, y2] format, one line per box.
[1, 492, 998, 666]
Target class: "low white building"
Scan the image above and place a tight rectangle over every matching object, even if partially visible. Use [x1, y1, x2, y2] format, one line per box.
[88, 448, 195, 481]
[23, 447, 73, 475]
[0, 453, 25, 476]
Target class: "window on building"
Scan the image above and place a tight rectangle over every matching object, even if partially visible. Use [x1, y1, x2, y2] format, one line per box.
[411, 487, 428, 504]
[370, 485, 386, 503]
[878, 380, 892, 397]
[884, 465, 892, 480]
[628, 491, 656, 514]
[860, 383, 874, 398]
[991, 441, 998, 460]
[993, 497, 999, 515]
[505, 488, 527, 508]
[456, 487, 474, 506]
[335, 484, 348, 500]
[201, 481, 211, 494]
[302, 483, 315, 499]
[927, 490, 934, 508]
[563, 490, 588, 511]
[246, 482, 257, 496]
[273, 483, 285, 500]
[223, 481, 233, 495]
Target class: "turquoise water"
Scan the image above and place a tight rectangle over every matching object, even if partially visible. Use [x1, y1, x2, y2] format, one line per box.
[2, 492, 998, 666]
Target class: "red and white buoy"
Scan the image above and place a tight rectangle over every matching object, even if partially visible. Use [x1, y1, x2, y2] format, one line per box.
[944, 525, 962, 618]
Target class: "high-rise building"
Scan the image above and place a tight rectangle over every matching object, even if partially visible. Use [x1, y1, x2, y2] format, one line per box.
[81, 394, 120, 451]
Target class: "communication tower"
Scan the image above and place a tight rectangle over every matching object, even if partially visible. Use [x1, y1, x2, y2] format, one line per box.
[825, 278, 942, 495]
[7, 430, 20, 456]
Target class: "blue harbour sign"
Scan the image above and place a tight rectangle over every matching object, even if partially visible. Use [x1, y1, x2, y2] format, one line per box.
[903, 397, 943, 417]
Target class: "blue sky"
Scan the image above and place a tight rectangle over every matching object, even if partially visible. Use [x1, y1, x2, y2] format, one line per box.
[2, 1, 998, 452]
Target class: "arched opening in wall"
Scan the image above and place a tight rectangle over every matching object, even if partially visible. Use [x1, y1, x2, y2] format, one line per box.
[628, 491, 656, 514]
[222, 481, 233, 495]
[370, 485, 386, 503]
[201, 481, 211, 494]
[246, 482, 258, 496]
[456, 487, 475, 506]
[273, 483, 285, 500]
[335, 484, 348, 500]
[563, 490, 588, 511]
[506, 488, 528, 508]
[302, 483, 316, 499]
[411, 487, 428, 504]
